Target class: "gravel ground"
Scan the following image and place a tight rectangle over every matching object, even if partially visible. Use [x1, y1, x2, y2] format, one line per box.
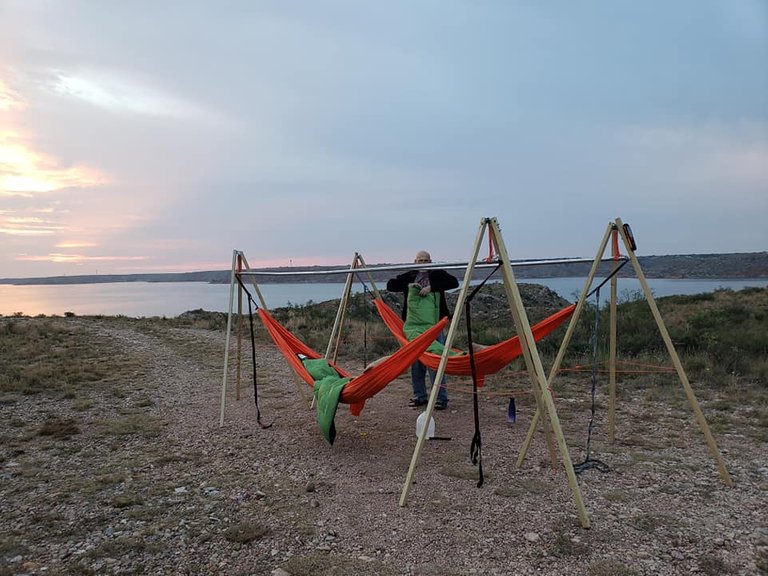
[1, 316, 766, 575]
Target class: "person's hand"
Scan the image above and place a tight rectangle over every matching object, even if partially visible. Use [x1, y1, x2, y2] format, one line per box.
[419, 285, 431, 296]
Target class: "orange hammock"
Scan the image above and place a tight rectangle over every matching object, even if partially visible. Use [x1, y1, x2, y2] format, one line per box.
[257, 308, 448, 416]
[373, 299, 577, 386]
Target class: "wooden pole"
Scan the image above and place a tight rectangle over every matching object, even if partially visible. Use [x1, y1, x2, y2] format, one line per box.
[326, 253, 358, 360]
[400, 218, 487, 506]
[239, 254, 268, 310]
[517, 222, 614, 467]
[236, 274, 243, 401]
[331, 280, 354, 365]
[608, 228, 619, 443]
[221, 250, 274, 426]
[356, 254, 382, 300]
[400, 217, 590, 528]
[614, 218, 732, 486]
[220, 250, 239, 427]
[488, 218, 590, 529]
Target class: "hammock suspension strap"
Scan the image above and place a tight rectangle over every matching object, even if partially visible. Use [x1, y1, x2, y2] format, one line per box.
[585, 257, 630, 300]
[466, 262, 502, 488]
[362, 283, 369, 367]
[236, 276, 274, 429]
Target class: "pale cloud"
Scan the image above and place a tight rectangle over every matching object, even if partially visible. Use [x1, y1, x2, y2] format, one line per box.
[0, 1, 765, 277]
[700, 146, 768, 187]
[50, 68, 236, 130]
[617, 121, 768, 192]
[53, 72, 190, 117]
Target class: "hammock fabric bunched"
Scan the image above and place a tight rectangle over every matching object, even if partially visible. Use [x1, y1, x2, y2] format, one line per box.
[373, 299, 577, 386]
[257, 308, 448, 416]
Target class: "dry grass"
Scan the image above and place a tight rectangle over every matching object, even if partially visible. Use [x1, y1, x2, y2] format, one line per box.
[223, 521, 270, 544]
[37, 417, 81, 438]
[281, 553, 400, 576]
[0, 318, 148, 396]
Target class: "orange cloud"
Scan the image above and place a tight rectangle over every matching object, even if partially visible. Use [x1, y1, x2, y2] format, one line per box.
[0, 80, 26, 112]
[0, 204, 70, 236]
[0, 130, 107, 197]
[55, 241, 98, 249]
[17, 253, 146, 264]
[0, 222, 65, 236]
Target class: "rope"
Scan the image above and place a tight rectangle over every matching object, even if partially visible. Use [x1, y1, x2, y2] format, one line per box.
[505, 360, 676, 376]
[558, 367, 676, 374]
[235, 276, 273, 429]
[442, 383, 557, 399]
[573, 286, 609, 475]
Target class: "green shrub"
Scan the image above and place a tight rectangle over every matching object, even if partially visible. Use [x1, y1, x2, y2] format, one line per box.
[239, 285, 768, 386]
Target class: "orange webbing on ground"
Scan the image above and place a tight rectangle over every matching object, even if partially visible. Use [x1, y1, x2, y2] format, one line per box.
[257, 309, 447, 416]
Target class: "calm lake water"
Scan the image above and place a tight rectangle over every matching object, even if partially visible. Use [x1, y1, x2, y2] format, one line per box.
[1, 278, 766, 318]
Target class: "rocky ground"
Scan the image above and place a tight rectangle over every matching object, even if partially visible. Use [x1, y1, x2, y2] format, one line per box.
[1, 314, 767, 575]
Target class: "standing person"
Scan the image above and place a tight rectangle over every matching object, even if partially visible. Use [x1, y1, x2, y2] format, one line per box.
[386, 250, 459, 410]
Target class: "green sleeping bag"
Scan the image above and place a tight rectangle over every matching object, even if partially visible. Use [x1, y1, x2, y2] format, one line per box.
[303, 358, 350, 444]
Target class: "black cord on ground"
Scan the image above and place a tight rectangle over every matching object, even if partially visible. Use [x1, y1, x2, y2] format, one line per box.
[573, 286, 609, 474]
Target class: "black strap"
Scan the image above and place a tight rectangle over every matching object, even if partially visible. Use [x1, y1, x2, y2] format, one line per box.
[573, 287, 608, 474]
[362, 284, 369, 367]
[464, 262, 501, 488]
[465, 297, 483, 488]
[585, 258, 630, 300]
[236, 276, 273, 430]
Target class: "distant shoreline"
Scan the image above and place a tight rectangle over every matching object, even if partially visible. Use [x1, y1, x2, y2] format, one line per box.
[1, 251, 766, 286]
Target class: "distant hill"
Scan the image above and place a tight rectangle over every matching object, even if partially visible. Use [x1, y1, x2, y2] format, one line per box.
[1, 252, 766, 285]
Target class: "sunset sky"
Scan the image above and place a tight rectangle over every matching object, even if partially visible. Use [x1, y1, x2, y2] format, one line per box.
[1, 1, 766, 278]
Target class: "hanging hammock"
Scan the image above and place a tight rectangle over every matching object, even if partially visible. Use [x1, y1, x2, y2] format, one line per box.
[373, 298, 577, 386]
[257, 308, 448, 417]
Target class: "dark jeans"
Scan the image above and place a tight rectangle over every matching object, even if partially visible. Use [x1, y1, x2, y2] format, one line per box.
[411, 332, 448, 404]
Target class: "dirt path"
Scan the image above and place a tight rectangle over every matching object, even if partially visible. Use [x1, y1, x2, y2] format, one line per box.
[1, 317, 766, 575]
